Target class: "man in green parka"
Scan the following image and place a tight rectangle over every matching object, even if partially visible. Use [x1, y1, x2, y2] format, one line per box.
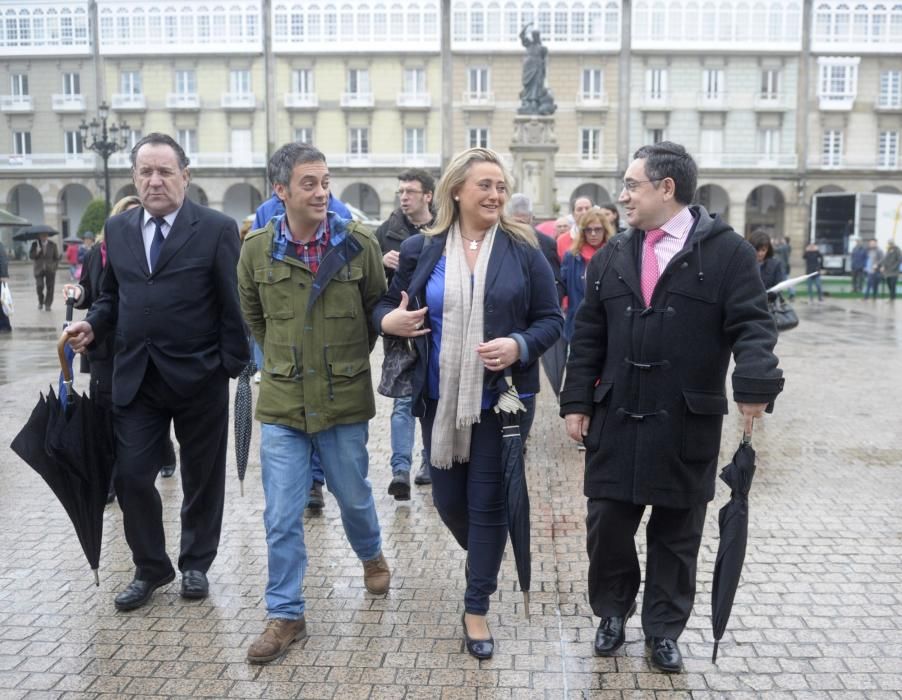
[238, 142, 389, 665]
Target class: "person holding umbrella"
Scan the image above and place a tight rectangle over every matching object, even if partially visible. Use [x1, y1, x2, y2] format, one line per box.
[29, 230, 60, 310]
[561, 142, 784, 673]
[65, 133, 249, 611]
[374, 147, 562, 659]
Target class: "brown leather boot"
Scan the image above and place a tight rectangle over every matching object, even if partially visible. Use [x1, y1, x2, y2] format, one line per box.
[246, 617, 306, 664]
[362, 552, 391, 594]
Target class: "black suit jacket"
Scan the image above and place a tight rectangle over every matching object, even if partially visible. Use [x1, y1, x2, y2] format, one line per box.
[87, 198, 249, 406]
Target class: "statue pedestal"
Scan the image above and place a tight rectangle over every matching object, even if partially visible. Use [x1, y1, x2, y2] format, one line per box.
[510, 116, 559, 220]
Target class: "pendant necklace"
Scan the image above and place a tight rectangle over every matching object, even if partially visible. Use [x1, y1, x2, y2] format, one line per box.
[460, 234, 482, 251]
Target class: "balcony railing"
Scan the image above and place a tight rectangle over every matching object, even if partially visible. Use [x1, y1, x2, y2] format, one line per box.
[109, 151, 266, 168]
[220, 93, 256, 110]
[396, 92, 432, 109]
[0, 153, 96, 170]
[575, 92, 608, 109]
[51, 94, 86, 112]
[697, 153, 798, 169]
[166, 93, 200, 110]
[818, 93, 855, 111]
[328, 152, 442, 168]
[461, 91, 495, 108]
[0, 95, 33, 112]
[340, 92, 375, 108]
[639, 92, 669, 110]
[808, 154, 900, 170]
[556, 154, 618, 170]
[697, 91, 728, 110]
[284, 92, 319, 109]
[753, 92, 790, 110]
[111, 93, 146, 110]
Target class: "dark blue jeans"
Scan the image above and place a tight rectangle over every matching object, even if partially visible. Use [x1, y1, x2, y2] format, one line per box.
[864, 272, 881, 299]
[421, 399, 510, 615]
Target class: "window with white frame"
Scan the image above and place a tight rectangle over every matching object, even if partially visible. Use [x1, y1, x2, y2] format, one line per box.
[177, 129, 198, 155]
[294, 126, 313, 144]
[64, 130, 83, 155]
[404, 127, 426, 155]
[467, 67, 490, 97]
[230, 70, 251, 95]
[403, 67, 426, 96]
[818, 58, 858, 101]
[349, 127, 369, 156]
[175, 70, 196, 95]
[878, 131, 899, 168]
[292, 68, 314, 95]
[347, 68, 370, 95]
[757, 128, 781, 159]
[10, 74, 28, 96]
[125, 129, 143, 149]
[62, 72, 80, 95]
[13, 131, 31, 155]
[646, 68, 667, 100]
[580, 128, 602, 162]
[699, 128, 724, 163]
[580, 68, 603, 99]
[647, 128, 665, 144]
[760, 69, 780, 98]
[822, 129, 843, 167]
[468, 127, 489, 149]
[879, 70, 902, 108]
[120, 71, 142, 96]
[702, 68, 725, 99]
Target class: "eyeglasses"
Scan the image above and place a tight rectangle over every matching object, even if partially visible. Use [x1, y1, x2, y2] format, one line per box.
[584, 227, 607, 235]
[621, 177, 664, 193]
[396, 188, 424, 197]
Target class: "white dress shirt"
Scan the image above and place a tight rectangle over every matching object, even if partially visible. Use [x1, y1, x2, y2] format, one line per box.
[142, 208, 181, 271]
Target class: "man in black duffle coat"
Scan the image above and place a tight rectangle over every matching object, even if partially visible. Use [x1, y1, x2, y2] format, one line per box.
[561, 142, 783, 673]
[67, 133, 248, 611]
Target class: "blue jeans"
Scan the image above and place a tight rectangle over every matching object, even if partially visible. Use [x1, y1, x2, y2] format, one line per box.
[864, 272, 881, 299]
[260, 421, 382, 618]
[390, 395, 427, 474]
[806, 274, 823, 301]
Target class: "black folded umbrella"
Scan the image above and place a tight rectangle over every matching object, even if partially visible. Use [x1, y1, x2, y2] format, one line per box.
[234, 360, 257, 496]
[540, 336, 567, 397]
[13, 224, 59, 241]
[494, 372, 531, 618]
[711, 435, 757, 663]
[10, 333, 115, 586]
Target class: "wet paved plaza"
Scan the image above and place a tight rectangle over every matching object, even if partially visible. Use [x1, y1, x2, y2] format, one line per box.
[1, 262, 901, 699]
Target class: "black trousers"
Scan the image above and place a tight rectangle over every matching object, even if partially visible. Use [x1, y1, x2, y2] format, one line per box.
[586, 498, 707, 640]
[113, 361, 229, 581]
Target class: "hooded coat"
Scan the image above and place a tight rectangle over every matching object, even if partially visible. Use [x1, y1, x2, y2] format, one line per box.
[560, 206, 784, 508]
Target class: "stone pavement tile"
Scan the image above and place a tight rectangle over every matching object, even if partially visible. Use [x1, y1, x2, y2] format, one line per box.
[193, 679, 236, 697]
[122, 676, 166, 695]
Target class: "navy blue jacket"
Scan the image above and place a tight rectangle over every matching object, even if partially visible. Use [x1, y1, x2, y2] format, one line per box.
[373, 229, 563, 417]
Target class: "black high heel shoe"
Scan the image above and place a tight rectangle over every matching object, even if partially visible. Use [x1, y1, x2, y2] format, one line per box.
[461, 612, 494, 660]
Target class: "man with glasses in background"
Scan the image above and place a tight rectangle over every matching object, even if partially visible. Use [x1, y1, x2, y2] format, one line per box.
[375, 169, 436, 498]
[561, 142, 783, 673]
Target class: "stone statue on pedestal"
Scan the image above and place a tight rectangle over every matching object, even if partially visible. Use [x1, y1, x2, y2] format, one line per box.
[518, 24, 557, 116]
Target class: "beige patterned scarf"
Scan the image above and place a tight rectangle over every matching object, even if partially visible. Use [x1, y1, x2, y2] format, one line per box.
[430, 222, 498, 468]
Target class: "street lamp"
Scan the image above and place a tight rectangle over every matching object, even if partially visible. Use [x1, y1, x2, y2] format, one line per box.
[80, 102, 131, 217]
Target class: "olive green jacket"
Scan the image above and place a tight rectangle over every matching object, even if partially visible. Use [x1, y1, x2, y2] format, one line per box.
[237, 214, 387, 433]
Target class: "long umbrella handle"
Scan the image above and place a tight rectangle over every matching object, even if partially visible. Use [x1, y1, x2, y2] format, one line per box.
[57, 332, 73, 384]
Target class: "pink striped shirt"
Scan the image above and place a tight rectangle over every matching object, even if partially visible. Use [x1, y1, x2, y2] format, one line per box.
[647, 206, 695, 273]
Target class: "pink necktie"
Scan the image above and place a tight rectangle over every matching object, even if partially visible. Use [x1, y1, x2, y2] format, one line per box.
[641, 229, 667, 307]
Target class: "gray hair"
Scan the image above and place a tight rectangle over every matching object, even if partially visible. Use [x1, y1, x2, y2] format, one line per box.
[268, 142, 327, 188]
[508, 193, 533, 218]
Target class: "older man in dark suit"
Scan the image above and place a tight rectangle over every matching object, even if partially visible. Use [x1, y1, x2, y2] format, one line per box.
[67, 133, 248, 611]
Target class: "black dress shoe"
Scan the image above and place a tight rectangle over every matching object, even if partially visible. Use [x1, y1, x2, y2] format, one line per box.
[461, 613, 494, 660]
[594, 600, 636, 656]
[646, 636, 683, 673]
[114, 571, 175, 611]
[181, 570, 209, 599]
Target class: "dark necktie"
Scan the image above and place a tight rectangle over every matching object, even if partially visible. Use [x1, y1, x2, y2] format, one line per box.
[149, 217, 165, 272]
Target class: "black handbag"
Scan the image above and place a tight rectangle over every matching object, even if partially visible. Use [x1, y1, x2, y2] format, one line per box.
[377, 336, 418, 398]
[768, 293, 798, 332]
